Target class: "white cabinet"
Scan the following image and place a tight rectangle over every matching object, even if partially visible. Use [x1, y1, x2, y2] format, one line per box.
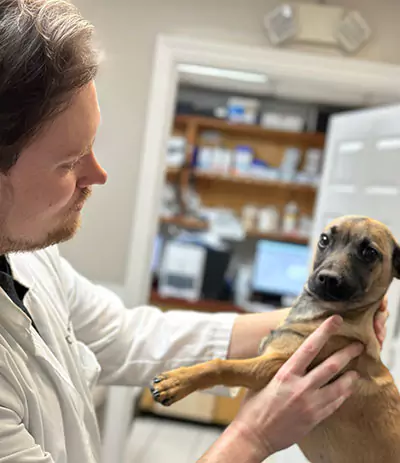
[312, 104, 400, 370]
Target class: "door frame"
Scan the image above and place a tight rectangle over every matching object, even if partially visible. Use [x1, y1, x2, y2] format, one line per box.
[124, 34, 400, 310]
[102, 34, 400, 463]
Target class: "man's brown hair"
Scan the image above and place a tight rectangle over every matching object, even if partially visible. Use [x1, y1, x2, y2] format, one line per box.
[0, 0, 99, 171]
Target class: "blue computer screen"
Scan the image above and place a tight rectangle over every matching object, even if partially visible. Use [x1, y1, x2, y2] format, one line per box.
[252, 240, 311, 297]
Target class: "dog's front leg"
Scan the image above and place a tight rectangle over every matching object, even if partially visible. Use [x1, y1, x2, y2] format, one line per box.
[150, 354, 288, 406]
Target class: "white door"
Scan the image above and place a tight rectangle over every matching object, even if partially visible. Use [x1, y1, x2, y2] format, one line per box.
[312, 104, 400, 373]
[272, 105, 400, 463]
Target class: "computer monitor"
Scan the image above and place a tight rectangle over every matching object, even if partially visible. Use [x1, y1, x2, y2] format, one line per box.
[252, 240, 311, 298]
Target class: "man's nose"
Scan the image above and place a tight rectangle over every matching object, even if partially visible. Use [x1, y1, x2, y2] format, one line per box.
[77, 152, 108, 188]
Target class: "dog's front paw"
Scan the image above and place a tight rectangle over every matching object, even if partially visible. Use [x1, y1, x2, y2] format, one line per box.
[150, 369, 193, 406]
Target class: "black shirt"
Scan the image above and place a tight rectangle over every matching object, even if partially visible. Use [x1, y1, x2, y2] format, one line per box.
[0, 255, 38, 332]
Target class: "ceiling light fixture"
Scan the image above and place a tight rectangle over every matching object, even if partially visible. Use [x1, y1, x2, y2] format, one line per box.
[263, 3, 371, 54]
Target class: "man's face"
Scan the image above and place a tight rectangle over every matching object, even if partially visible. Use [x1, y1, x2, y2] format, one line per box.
[0, 81, 107, 253]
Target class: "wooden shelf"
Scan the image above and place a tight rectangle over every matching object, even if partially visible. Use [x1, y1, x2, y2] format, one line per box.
[246, 229, 309, 245]
[160, 216, 208, 230]
[160, 216, 309, 245]
[175, 115, 325, 147]
[149, 290, 245, 314]
[194, 170, 317, 194]
[165, 167, 181, 177]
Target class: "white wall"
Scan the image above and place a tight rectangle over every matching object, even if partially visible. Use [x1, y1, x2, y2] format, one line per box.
[60, 0, 400, 286]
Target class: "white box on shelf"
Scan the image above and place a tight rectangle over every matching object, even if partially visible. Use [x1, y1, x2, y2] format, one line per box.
[227, 97, 260, 125]
[158, 241, 206, 301]
[166, 136, 186, 168]
[261, 112, 304, 132]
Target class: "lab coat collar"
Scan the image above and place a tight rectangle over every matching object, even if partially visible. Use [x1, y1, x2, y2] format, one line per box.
[7, 252, 36, 289]
[0, 253, 35, 343]
[0, 287, 34, 351]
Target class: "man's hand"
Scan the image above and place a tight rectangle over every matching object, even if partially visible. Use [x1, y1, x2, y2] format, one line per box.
[200, 316, 362, 462]
[375, 296, 389, 349]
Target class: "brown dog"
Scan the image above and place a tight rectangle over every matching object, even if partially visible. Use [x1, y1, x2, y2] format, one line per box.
[150, 216, 400, 462]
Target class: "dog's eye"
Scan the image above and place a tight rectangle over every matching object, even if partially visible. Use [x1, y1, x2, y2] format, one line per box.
[362, 246, 378, 263]
[318, 234, 330, 249]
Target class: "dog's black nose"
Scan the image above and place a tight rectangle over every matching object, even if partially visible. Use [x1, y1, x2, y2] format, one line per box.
[317, 270, 340, 293]
[309, 269, 356, 301]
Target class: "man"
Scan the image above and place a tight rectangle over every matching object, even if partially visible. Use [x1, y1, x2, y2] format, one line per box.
[0, 1, 387, 462]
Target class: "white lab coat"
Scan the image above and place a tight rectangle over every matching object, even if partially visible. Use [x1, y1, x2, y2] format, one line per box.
[0, 246, 236, 462]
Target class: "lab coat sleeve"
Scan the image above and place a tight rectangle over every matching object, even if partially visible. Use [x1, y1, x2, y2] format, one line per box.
[0, 372, 54, 462]
[52, 249, 238, 387]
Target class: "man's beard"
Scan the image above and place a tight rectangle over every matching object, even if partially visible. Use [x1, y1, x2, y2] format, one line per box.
[0, 187, 92, 254]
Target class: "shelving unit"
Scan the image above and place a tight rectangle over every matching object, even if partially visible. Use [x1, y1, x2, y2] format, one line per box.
[159, 112, 325, 285]
[175, 115, 325, 147]
[167, 114, 323, 220]
[193, 170, 317, 194]
[162, 111, 323, 244]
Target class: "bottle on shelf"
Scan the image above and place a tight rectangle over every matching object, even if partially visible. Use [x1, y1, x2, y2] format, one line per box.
[282, 201, 299, 234]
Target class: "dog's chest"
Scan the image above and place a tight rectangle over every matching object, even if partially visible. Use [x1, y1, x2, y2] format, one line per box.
[299, 383, 400, 463]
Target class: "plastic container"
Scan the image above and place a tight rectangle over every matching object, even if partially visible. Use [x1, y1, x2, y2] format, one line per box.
[166, 136, 186, 168]
[234, 146, 253, 176]
[242, 205, 258, 231]
[298, 214, 312, 237]
[227, 97, 260, 125]
[280, 147, 301, 182]
[257, 207, 279, 233]
[282, 201, 298, 234]
[212, 148, 232, 174]
[197, 146, 214, 171]
[303, 148, 322, 177]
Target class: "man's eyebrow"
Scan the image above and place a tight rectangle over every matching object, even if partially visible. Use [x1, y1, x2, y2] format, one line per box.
[65, 138, 96, 158]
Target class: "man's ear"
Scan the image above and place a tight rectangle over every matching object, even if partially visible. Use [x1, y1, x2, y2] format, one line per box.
[393, 244, 400, 279]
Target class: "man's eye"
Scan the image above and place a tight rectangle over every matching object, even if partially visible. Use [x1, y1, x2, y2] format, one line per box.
[63, 159, 80, 171]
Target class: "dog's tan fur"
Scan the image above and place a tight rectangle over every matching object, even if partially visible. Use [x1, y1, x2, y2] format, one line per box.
[150, 216, 400, 462]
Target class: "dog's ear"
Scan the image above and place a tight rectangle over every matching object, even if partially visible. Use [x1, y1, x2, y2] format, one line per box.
[393, 244, 400, 279]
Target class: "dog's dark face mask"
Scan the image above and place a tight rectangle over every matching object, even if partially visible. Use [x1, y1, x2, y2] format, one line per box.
[307, 216, 400, 305]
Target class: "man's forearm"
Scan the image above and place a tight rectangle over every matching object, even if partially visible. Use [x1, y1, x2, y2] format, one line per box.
[227, 308, 290, 359]
[198, 422, 268, 463]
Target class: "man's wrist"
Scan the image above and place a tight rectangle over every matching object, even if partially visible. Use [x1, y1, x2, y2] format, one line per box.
[198, 420, 271, 462]
[228, 420, 272, 461]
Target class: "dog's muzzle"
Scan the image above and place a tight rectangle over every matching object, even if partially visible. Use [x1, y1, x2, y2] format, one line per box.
[309, 270, 356, 301]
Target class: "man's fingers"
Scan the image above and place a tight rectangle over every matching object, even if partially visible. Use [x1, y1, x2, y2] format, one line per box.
[314, 371, 359, 422]
[317, 370, 359, 406]
[315, 393, 350, 424]
[375, 310, 389, 329]
[380, 295, 388, 312]
[284, 316, 343, 375]
[305, 342, 363, 389]
[377, 326, 387, 349]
